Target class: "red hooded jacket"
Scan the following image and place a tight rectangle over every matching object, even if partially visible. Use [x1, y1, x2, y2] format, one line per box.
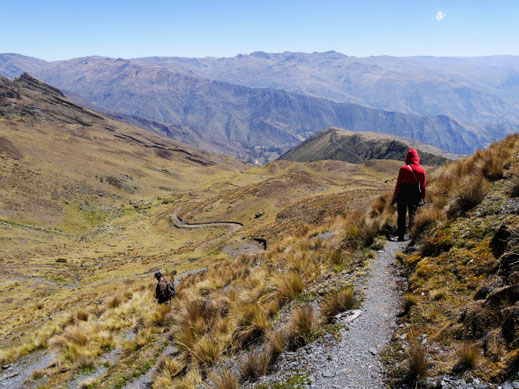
[393, 149, 426, 202]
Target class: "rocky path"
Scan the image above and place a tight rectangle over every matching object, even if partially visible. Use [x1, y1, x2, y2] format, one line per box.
[0, 351, 56, 389]
[257, 239, 406, 389]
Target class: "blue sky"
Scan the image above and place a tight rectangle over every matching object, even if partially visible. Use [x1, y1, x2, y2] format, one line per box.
[1, 0, 518, 60]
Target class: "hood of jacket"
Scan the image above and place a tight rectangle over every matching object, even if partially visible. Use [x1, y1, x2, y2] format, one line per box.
[405, 148, 420, 165]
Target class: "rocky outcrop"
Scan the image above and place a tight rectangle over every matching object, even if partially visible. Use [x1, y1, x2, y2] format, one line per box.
[278, 127, 457, 165]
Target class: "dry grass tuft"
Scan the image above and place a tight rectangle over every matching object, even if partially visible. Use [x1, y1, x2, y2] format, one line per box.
[75, 355, 95, 371]
[410, 206, 445, 239]
[151, 303, 172, 325]
[32, 369, 45, 379]
[342, 211, 380, 249]
[320, 288, 357, 322]
[329, 249, 347, 266]
[79, 377, 97, 388]
[192, 335, 222, 368]
[447, 175, 489, 218]
[107, 295, 122, 309]
[233, 303, 270, 348]
[458, 343, 479, 370]
[370, 195, 388, 216]
[509, 173, 519, 198]
[210, 368, 239, 389]
[407, 339, 427, 382]
[273, 272, 304, 304]
[285, 306, 318, 351]
[482, 156, 505, 180]
[152, 356, 185, 388]
[403, 294, 419, 314]
[76, 309, 89, 322]
[239, 350, 271, 381]
[173, 369, 202, 389]
[267, 329, 286, 355]
[64, 326, 89, 346]
[431, 288, 447, 301]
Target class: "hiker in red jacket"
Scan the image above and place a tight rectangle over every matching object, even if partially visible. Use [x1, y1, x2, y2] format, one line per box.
[392, 149, 426, 241]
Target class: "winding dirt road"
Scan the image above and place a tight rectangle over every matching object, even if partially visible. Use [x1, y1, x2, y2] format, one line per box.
[170, 207, 243, 232]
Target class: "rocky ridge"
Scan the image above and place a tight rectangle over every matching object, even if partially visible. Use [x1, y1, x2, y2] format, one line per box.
[278, 127, 459, 166]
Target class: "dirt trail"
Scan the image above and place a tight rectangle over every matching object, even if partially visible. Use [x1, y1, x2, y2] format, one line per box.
[308, 239, 406, 388]
[256, 239, 406, 388]
[0, 351, 56, 389]
[122, 345, 179, 389]
[170, 207, 243, 232]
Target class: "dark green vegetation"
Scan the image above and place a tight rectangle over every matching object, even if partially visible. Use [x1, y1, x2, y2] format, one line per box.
[278, 127, 458, 165]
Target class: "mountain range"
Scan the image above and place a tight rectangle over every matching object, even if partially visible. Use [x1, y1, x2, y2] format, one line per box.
[1, 52, 518, 162]
[137, 51, 519, 125]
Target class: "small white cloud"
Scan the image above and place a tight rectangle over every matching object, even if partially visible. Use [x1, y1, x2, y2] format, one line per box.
[435, 10, 446, 21]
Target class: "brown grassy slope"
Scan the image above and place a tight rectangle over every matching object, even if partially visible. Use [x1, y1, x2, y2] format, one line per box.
[380, 134, 519, 384]
[0, 73, 248, 352]
[4, 203, 389, 388]
[0, 73, 244, 227]
[177, 159, 391, 243]
[0, 73, 402, 388]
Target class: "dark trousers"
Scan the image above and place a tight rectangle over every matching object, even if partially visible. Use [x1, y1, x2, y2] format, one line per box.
[397, 203, 417, 239]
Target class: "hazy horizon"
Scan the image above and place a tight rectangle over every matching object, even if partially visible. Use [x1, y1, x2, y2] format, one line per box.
[4, 50, 519, 63]
[2, 0, 518, 61]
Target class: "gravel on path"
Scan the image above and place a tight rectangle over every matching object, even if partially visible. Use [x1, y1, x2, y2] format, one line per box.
[254, 239, 406, 389]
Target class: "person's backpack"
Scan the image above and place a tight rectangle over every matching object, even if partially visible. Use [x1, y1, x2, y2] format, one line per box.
[408, 165, 425, 206]
[165, 281, 177, 300]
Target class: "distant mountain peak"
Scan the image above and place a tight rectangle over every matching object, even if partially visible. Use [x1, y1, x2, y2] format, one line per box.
[278, 127, 459, 165]
[250, 51, 269, 58]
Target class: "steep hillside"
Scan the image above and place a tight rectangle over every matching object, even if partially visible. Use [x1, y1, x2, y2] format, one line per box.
[61, 89, 230, 156]
[137, 51, 519, 126]
[376, 135, 519, 386]
[0, 55, 485, 163]
[0, 73, 243, 227]
[278, 127, 459, 165]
